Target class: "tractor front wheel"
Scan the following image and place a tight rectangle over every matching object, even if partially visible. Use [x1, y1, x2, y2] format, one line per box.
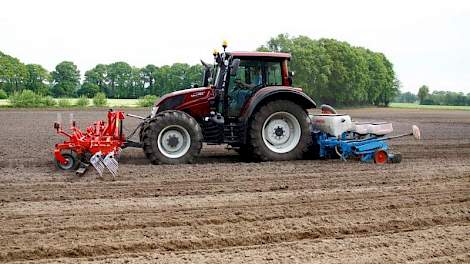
[249, 100, 311, 161]
[141, 110, 203, 164]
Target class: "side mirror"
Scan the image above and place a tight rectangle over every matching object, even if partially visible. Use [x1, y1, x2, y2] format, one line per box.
[230, 59, 240, 76]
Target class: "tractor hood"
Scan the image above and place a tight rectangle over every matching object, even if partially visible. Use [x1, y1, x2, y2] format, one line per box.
[158, 87, 211, 101]
[152, 86, 213, 115]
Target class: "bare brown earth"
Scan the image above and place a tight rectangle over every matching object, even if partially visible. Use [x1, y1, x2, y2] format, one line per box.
[0, 108, 469, 263]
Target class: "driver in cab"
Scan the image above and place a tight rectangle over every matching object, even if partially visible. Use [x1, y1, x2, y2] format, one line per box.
[235, 66, 262, 88]
[230, 66, 263, 114]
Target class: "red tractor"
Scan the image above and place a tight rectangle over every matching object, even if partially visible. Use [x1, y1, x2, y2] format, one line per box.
[54, 42, 317, 172]
[138, 43, 316, 164]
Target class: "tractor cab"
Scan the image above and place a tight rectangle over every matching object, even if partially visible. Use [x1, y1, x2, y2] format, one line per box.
[209, 44, 293, 122]
[224, 52, 291, 117]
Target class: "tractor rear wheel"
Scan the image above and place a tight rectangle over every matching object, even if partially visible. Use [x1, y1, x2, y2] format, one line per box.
[249, 100, 311, 161]
[141, 110, 203, 164]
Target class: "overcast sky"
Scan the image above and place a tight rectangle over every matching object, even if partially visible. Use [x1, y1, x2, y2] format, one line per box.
[1, 0, 469, 93]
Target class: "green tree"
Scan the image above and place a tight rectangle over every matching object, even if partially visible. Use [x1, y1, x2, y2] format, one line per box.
[154, 65, 171, 96]
[0, 51, 29, 94]
[258, 34, 398, 106]
[187, 64, 204, 87]
[130, 67, 144, 98]
[417, 85, 429, 104]
[25, 64, 50, 95]
[0, 89, 7, 99]
[141, 64, 158, 95]
[375, 55, 398, 106]
[106, 62, 133, 98]
[394, 91, 418, 103]
[77, 82, 100, 97]
[168, 63, 190, 92]
[83, 64, 108, 95]
[420, 91, 470, 106]
[259, 33, 293, 52]
[51, 61, 80, 97]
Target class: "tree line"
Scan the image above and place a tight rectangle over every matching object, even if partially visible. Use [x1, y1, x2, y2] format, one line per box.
[80, 63, 203, 98]
[0, 51, 203, 99]
[414, 85, 470, 106]
[393, 86, 470, 106]
[258, 34, 399, 106]
[3, 35, 404, 107]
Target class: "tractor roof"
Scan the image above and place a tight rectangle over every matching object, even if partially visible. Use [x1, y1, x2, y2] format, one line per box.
[229, 51, 291, 60]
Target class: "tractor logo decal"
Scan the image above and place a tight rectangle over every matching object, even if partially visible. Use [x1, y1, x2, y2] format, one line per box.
[190, 91, 206, 98]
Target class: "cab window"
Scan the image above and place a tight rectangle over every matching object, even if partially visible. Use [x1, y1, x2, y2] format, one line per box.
[266, 62, 282, 86]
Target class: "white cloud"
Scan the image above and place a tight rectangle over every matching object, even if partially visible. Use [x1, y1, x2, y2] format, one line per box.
[1, 0, 469, 93]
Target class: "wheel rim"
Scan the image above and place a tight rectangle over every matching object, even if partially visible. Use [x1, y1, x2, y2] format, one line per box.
[157, 125, 191, 159]
[262, 111, 301, 154]
[374, 150, 388, 164]
[59, 156, 74, 170]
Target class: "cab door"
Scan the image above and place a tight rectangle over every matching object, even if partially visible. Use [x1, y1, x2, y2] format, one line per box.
[226, 60, 284, 118]
[226, 60, 263, 117]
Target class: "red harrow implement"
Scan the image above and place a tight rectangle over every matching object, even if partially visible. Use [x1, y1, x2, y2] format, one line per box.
[53, 110, 140, 177]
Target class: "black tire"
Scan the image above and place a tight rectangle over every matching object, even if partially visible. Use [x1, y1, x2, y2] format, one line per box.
[304, 134, 320, 160]
[249, 100, 312, 161]
[54, 151, 80, 171]
[390, 153, 402, 163]
[233, 144, 254, 161]
[141, 110, 203, 164]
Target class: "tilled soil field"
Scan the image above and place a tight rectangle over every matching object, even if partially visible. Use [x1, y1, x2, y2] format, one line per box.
[0, 108, 469, 263]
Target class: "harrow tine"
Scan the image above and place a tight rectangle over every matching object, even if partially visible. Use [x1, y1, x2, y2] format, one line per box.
[103, 152, 119, 179]
[76, 162, 90, 176]
[90, 152, 105, 177]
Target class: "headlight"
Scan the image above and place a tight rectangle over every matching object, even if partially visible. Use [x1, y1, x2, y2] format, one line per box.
[150, 106, 159, 118]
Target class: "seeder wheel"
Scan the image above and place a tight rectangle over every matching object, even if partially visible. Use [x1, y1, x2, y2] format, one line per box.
[55, 151, 80, 171]
[373, 150, 388, 164]
[389, 153, 402, 163]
